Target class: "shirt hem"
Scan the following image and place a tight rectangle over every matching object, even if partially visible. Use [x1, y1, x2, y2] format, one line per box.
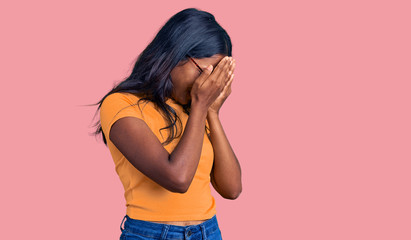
[125, 209, 217, 222]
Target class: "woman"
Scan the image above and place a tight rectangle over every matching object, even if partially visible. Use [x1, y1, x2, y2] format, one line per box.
[92, 8, 241, 240]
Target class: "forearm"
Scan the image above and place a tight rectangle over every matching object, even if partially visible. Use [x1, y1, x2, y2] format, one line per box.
[207, 112, 242, 199]
[168, 107, 208, 191]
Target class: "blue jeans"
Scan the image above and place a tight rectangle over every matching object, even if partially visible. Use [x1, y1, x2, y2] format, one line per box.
[119, 214, 223, 240]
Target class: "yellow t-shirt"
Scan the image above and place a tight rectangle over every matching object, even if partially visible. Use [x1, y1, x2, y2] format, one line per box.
[99, 92, 216, 221]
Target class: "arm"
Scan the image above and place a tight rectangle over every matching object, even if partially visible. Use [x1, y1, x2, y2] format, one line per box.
[109, 56, 232, 193]
[207, 112, 242, 199]
[110, 108, 207, 193]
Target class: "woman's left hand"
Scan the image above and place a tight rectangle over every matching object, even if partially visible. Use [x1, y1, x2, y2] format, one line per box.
[208, 58, 236, 115]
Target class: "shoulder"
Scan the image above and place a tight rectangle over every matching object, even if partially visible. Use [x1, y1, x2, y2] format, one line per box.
[100, 92, 161, 138]
[100, 92, 156, 123]
[100, 92, 182, 121]
[101, 92, 155, 113]
[102, 92, 143, 105]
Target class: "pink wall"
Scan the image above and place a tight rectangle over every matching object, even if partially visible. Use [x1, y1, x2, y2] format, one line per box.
[1, 0, 410, 239]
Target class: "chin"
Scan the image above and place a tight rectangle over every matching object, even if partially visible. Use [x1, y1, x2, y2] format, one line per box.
[178, 97, 190, 107]
[184, 93, 191, 104]
[181, 99, 189, 106]
[173, 93, 191, 106]
[173, 97, 186, 106]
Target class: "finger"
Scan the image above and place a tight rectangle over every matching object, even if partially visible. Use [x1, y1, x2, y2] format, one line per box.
[226, 73, 234, 87]
[210, 56, 231, 81]
[229, 59, 236, 73]
[221, 73, 234, 93]
[226, 74, 234, 92]
[206, 57, 229, 92]
[215, 59, 233, 89]
[218, 76, 233, 100]
[225, 61, 235, 85]
[196, 65, 214, 88]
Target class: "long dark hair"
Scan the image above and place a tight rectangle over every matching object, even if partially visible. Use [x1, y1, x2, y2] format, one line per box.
[89, 8, 232, 146]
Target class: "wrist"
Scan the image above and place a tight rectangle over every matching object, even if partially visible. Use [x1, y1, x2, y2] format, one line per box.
[191, 100, 208, 114]
[207, 110, 219, 119]
[190, 105, 208, 120]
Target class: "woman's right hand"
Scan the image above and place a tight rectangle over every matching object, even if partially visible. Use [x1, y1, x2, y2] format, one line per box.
[190, 56, 233, 112]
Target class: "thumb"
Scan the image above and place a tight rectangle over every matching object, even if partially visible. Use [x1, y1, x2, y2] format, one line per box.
[199, 65, 213, 78]
[196, 65, 213, 87]
[205, 65, 213, 73]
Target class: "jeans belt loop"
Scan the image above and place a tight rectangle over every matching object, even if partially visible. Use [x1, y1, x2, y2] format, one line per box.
[200, 224, 207, 240]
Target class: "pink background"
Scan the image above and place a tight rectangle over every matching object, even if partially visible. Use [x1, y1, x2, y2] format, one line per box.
[1, 0, 410, 239]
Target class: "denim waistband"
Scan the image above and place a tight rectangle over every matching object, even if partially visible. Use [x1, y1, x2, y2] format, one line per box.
[120, 214, 220, 239]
